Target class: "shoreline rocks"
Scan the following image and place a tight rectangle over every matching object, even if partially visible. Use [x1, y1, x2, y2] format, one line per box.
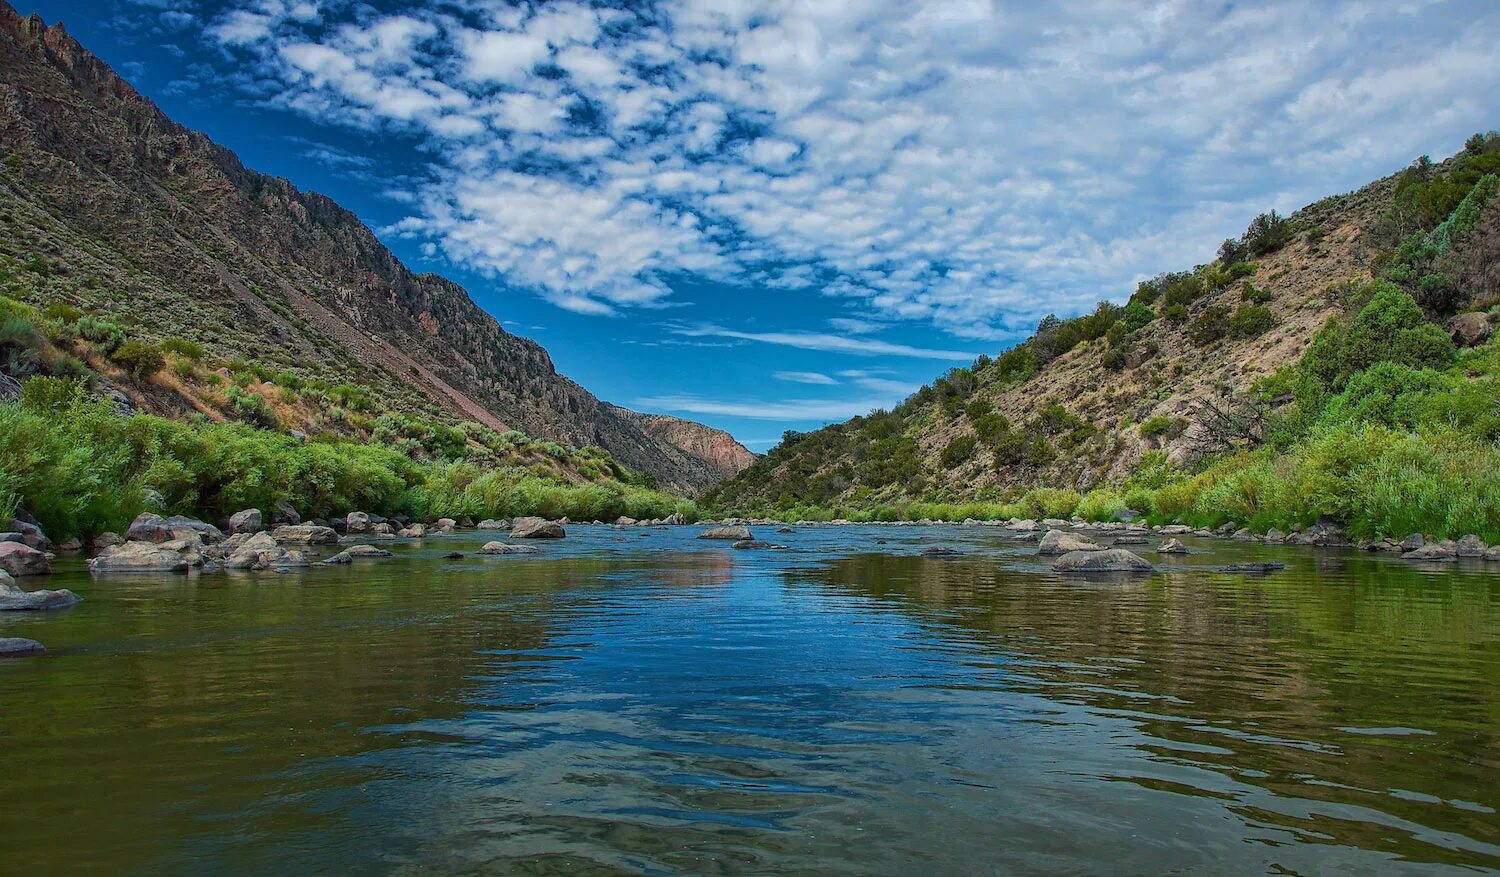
[698, 525, 753, 541]
[271, 524, 339, 545]
[0, 542, 51, 577]
[89, 540, 192, 573]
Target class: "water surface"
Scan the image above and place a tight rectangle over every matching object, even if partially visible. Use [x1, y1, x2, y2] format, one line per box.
[2, 525, 1498, 875]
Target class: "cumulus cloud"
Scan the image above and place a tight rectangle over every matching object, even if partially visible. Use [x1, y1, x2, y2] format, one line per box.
[202, 0, 1500, 331]
[671, 324, 976, 359]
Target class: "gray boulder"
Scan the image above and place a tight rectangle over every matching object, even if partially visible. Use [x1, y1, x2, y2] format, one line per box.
[479, 541, 540, 555]
[1399, 533, 1426, 552]
[435, 518, 458, 531]
[228, 508, 263, 534]
[1456, 534, 1487, 557]
[127, 513, 223, 544]
[476, 519, 511, 530]
[698, 525, 753, 540]
[398, 523, 427, 538]
[89, 541, 192, 573]
[1156, 538, 1189, 554]
[323, 544, 393, 564]
[271, 524, 339, 545]
[1053, 549, 1154, 573]
[1403, 542, 1457, 561]
[1222, 562, 1286, 574]
[272, 500, 301, 525]
[346, 511, 371, 533]
[511, 517, 565, 539]
[919, 546, 962, 556]
[0, 637, 46, 658]
[0, 580, 81, 611]
[1037, 529, 1102, 555]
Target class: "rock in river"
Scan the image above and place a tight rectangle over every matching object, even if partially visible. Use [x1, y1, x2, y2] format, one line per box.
[0, 637, 46, 658]
[479, 541, 540, 555]
[733, 539, 787, 550]
[1402, 542, 1457, 561]
[271, 524, 339, 545]
[920, 546, 963, 556]
[0, 542, 51, 577]
[89, 540, 192, 572]
[698, 525, 753, 541]
[1053, 549, 1154, 573]
[0, 578, 81, 611]
[1156, 538, 1189, 554]
[510, 517, 565, 539]
[1037, 529, 1102, 555]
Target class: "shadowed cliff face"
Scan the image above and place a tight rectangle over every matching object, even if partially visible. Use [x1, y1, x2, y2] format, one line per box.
[0, 4, 752, 494]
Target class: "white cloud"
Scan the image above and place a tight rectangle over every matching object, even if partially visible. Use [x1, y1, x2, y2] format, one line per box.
[671, 324, 977, 360]
[773, 371, 838, 385]
[202, 0, 1500, 338]
[632, 394, 905, 421]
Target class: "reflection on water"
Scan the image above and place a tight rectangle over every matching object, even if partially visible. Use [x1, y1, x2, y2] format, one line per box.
[1, 526, 1498, 875]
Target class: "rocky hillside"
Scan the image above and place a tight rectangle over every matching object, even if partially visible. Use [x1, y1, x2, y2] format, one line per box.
[711, 139, 1500, 513]
[0, 5, 750, 495]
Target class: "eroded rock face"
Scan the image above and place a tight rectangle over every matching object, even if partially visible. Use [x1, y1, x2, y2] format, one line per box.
[510, 517, 565, 539]
[0, 542, 51, 577]
[1053, 549, 1154, 573]
[697, 525, 752, 541]
[1037, 530, 1102, 556]
[1448, 311, 1492, 347]
[478, 541, 540, 555]
[271, 524, 339, 545]
[89, 541, 191, 572]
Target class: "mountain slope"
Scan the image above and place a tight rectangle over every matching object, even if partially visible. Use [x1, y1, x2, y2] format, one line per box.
[710, 142, 1500, 515]
[0, 5, 750, 495]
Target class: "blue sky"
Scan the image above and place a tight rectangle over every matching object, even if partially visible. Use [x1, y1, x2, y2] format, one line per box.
[29, 0, 1500, 449]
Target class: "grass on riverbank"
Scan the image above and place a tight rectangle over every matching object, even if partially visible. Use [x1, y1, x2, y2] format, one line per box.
[0, 379, 696, 539]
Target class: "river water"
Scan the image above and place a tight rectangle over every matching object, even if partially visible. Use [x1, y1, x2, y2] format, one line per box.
[2, 525, 1498, 875]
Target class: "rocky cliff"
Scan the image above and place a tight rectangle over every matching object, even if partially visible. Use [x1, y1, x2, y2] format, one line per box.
[0, 4, 751, 495]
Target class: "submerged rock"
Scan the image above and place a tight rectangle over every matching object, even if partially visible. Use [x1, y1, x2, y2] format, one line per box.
[920, 546, 963, 556]
[1053, 549, 1154, 573]
[479, 541, 540, 555]
[443, 551, 465, 559]
[510, 517, 564, 539]
[0, 580, 81, 611]
[1110, 535, 1148, 545]
[1222, 562, 1286, 574]
[1037, 529, 1102, 555]
[323, 544, 393, 564]
[0, 542, 51, 577]
[0, 637, 46, 658]
[698, 525, 752, 541]
[1156, 538, 1189, 554]
[733, 539, 786, 550]
[776, 526, 795, 534]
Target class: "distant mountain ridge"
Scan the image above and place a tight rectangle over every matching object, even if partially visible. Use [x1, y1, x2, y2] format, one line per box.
[0, 3, 752, 494]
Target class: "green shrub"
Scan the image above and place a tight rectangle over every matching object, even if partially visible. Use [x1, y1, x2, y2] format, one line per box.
[41, 301, 83, 323]
[1229, 304, 1275, 338]
[1190, 305, 1230, 345]
[108, 339, 165, 378]
[161, 337, 205, 360]
[1241, 282, 1271, 304]
[940, 434, 977, 469]
[1162, 303, 1188, 322]
[1139, 415, 1186, 439]
[75, 316, 126, 354]
[1077, 488, 1127, 521]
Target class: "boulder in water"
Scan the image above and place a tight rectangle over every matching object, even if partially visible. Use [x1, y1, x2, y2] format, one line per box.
[89, 541, 191, 572]
[1156, 538, 1189, 554]
[1456, 534, 1487, 557]
[920, 546, 963, 556]
[0, 637, 46, 658]
[1221, 562, 1286, 574]
[733, 539, 786, 550]
[698, 525, 752, 541]
[510, 517, 564, 539]
[1037, 529, 1102, 555]
[479, 541, 540, 555]
[0, 579, 81, 610]
[0, 542, 50, 577]
[1053, 549, 1154, 573]
[1403, 542, 1456, 561]
[272, 500, 301, 526]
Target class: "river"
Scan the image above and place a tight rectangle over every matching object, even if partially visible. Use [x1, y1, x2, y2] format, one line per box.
[2, 525, 1498, 875]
